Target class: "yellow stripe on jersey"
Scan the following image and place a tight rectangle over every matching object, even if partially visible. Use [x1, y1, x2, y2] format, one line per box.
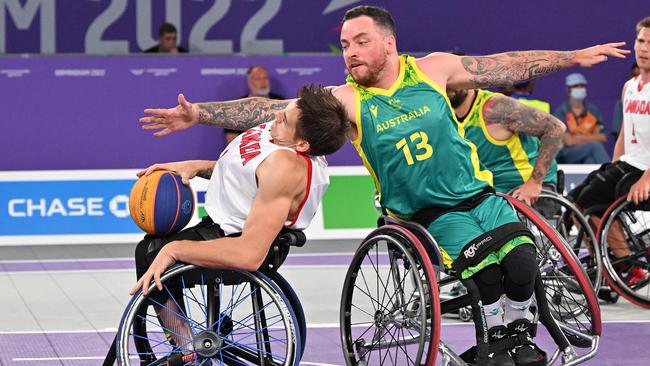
[475, 95, 534, 182]
[349, 84, 383, 195]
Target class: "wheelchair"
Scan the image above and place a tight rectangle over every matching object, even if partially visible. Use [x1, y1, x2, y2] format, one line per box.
[106, 230, 307, 366]
[341, 193, 601, 366]
[592, 171, 650, 308]
[509, 171, 602, 295]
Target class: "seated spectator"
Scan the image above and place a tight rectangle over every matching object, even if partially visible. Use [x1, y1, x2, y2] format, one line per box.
[511, 80, 551, 113]
[144, 23, 187, 53]
[224, 65, 284, 143]
[611, 62, 641, 139]
[553, 73, 609, 164]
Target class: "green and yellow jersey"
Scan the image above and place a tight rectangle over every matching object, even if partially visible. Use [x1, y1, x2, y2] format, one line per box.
[347, 55, 492, 217]
[459, 89, 558, 193]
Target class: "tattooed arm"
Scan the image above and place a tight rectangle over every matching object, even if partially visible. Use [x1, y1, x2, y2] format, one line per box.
[416, 42, 629, 90]
[140, 93, 293, 137]
[197, 98, 293, 130]
[482, 95, 566, 203]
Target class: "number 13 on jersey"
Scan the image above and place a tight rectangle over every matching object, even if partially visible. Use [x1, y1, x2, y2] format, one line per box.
[395, 131, 433, 165]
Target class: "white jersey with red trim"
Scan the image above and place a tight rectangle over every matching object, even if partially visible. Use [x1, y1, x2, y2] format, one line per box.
[205, 121, 329, 235]
[620, 75, 650, 170]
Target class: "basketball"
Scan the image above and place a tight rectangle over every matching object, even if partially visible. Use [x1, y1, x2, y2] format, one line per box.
[129, 170, 195, 236]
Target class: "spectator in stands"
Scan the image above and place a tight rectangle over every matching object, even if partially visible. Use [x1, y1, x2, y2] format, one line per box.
[611, 63, 641, 139]
[144, 23, 187, 53]
[553, 73, 609, 163]
[224, 65, 284, 143]
[511, 80, 551, 113]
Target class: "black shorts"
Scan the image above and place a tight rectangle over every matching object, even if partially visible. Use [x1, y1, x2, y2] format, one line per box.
[134, 216, 224, 279]
[573, 161, 641, 214]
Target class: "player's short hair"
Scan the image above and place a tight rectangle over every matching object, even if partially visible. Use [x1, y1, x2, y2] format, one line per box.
[158, 23, 178, 37]
[295, 85, 348, 156]
[637, 16, 650, 35]
[342, 6, 396, 37]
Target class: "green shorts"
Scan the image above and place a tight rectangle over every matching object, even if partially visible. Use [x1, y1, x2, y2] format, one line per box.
[426, 194, 534, 279]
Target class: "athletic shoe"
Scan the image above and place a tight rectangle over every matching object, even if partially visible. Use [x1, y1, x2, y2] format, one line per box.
[507, 319, 547, 366]
[487, 325, 515, 366]
[625, 266, 650, 288]
[166, 351, 197, 366]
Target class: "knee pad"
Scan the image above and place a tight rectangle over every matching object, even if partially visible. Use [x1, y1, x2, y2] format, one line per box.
[501, 244, 537, 286]
[474, 265, 503, 286]
[473, 265, 504, 304]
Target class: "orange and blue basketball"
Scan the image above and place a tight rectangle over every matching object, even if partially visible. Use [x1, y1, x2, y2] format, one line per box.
[129, 170, 195, 236]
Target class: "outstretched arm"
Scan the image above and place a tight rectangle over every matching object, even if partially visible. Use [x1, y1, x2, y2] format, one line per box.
[419, 43, 629, 90]
[140, 93, 293, 137]
[483, 95, 566, 203]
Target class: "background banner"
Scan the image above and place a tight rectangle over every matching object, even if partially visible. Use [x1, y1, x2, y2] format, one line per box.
[0, 165, 594, 245]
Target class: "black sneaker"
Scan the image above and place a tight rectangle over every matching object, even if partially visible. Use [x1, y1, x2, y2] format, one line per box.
[507, 319, 547, 366]
[487, 325, 515, 366]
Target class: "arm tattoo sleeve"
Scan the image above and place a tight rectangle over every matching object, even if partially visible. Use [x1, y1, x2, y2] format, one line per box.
[483, 96, 564, 182]
[461, 51, 575, 88]
[197, 97, 292, 131]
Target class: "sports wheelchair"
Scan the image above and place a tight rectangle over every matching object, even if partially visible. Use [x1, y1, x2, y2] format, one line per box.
[341, 193, 601, 365]
[105, 230, 307, 366]
[510, 171, 602, 295]
[591, 171, 650, 308]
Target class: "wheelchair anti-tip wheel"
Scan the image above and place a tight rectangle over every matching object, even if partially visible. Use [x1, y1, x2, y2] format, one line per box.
[116, 264, 300, 366]
[340, 225, 441, 366]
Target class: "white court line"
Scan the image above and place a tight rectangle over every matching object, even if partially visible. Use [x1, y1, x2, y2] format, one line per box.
[3, 319, 650, 335]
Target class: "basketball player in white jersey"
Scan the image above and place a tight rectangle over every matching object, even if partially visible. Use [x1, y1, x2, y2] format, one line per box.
[129, 85, 347, 358]
[572, 16, 650, 286]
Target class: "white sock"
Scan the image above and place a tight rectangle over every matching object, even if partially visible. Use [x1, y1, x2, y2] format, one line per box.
[504, 297, 531, 324]
[483, 299, 504, 330]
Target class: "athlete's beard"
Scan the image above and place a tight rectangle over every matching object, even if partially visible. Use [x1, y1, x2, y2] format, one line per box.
[448, 89, 468, 108]
[348, 53, 388, 87]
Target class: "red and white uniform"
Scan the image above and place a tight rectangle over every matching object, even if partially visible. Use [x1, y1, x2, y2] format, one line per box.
[620, 75, 650, 170]
[205, 121, 329, 235]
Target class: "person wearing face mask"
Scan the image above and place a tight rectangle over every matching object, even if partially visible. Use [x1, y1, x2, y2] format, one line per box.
[223, 65, 285, 144]
[553, 73, 610, 163]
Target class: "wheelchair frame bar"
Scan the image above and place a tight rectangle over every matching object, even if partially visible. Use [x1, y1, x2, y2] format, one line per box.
[597, 196, 650, 309]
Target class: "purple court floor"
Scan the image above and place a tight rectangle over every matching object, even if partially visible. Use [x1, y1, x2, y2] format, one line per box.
[1, 321, 649, 365]
[2, 252, 650, 365]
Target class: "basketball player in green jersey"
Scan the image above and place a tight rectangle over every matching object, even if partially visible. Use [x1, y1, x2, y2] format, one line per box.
[140, 7, 628, 365]
[446, 87, 566, 204]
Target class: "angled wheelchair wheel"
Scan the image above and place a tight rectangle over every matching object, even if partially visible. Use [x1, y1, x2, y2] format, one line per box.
[116, 264, 300, 366]
[504, 194, 601, 356]
[599, 196, 650, 308]
[269, 271, 307, 360]
[340, 225, 440, 366]
[534, 190, 602, 294]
